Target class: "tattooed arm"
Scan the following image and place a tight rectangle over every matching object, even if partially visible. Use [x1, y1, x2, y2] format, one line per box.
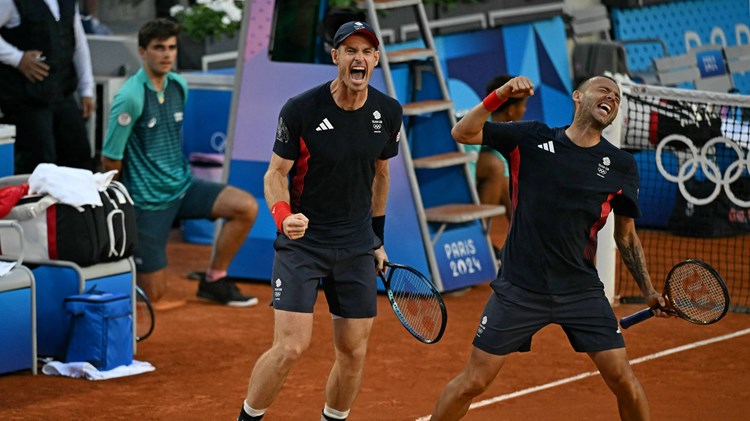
[614, 215, 671, 318]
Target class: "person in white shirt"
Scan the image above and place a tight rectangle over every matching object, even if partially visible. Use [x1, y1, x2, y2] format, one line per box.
[0, 0, 95, 174]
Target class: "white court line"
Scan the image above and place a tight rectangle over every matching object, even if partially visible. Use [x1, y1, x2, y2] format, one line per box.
[415, 327, 750, 421]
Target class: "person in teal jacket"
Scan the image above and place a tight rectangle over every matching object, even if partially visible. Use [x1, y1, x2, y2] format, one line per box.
[102, 18, 258, 309]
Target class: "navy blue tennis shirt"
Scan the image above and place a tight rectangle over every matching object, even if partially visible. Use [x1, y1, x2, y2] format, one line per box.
[273, 81, 401, 248]
[485, 121, 641, 295]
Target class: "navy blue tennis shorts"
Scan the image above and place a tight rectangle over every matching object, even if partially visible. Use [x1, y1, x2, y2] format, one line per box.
[134, 179, 225, 272]
[271, 234, 378, 318]
[473, 279, 625, 355]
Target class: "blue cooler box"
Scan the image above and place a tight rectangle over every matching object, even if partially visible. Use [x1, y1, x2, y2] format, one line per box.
[64, 291, 133, 370]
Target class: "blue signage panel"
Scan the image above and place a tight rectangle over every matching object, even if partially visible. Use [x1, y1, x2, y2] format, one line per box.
[431, 223, 497, 291]
[695, 49, 727, 78]
[183, 87, 232, 156]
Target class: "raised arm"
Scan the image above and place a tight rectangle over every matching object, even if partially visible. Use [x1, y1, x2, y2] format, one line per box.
[614, 215, 670, 317]
[451, 76, 535, 145]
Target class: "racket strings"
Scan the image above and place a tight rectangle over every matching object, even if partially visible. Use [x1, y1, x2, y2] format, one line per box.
[667, 264, 728, 323]
[389, 269, 444, 341]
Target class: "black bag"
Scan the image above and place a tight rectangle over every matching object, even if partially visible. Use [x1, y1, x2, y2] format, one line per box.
[99, 181, 137, 261]
[1, 180, 137, 266]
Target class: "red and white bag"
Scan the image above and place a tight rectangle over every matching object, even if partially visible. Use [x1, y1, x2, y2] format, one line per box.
[0, 181, 136, 266]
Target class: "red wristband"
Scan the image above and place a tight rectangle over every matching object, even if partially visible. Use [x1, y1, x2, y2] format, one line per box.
[482, 91, 507, 112]
[271, 201, 292, 232]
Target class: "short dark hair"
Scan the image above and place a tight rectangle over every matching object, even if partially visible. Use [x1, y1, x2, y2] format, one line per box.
[138, 18, 180, 49]
[485, 74, 525, 113]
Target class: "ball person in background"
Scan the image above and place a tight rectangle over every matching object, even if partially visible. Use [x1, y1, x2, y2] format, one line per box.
[102, 18, 258, 309]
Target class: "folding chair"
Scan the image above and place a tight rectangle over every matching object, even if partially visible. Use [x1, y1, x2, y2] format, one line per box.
[568, 4, 667, 84]
[0, 174, 138, 360]
[0, 220, 37, 375]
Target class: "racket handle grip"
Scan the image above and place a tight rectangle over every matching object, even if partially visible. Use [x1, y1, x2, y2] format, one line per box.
[619, 307, 655, 329]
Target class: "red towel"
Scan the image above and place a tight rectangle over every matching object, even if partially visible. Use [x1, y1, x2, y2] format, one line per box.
[0, 183, 29, 218]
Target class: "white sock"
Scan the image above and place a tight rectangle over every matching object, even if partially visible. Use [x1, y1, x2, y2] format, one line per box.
[244, 401, 266, 417]
[322, 404, 350, 420]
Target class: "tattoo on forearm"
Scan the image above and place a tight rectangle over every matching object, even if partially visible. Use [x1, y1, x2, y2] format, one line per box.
[620, 243, 650, 293]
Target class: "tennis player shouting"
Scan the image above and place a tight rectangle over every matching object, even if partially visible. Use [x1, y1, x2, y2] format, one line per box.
[237, 21, 402, 421]
[430, 75, 670, 421]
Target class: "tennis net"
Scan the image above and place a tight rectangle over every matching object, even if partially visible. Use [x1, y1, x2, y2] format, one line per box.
[616, 82, 750, 312]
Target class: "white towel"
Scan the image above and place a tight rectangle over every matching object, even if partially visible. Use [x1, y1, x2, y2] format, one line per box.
[41, 360, 155, 381]
[28, 164, 104, 207]
[93, 170, 118, 191]
[0, 260, 15, 277]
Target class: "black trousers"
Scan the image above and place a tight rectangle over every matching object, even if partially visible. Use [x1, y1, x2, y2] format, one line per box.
[0, 95, 93, 175]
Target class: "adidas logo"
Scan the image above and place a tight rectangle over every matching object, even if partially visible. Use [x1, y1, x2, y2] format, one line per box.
[316, 118, 334, 131]
[537, 141, 555, 153]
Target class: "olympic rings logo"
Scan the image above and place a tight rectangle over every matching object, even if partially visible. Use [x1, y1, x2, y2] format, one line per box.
[655, 134, 750, 207]
[210, 131, 226, 152]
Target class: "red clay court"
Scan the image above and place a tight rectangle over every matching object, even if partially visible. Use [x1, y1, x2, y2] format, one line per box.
[1, 222, 749, 420]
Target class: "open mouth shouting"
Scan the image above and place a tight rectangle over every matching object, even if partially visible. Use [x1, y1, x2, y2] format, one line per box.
[351, 65, 367, 82]
[597, 101, 612, 116]
[594, 100, 617, 123]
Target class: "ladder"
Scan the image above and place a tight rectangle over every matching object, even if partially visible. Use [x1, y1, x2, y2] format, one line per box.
[362, 0, 505, 291]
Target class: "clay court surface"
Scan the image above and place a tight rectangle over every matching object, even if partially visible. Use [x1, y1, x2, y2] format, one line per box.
[2, 223, 749, 420]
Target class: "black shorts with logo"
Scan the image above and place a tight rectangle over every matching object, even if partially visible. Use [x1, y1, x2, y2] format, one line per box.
[473, 279, 625, 355]
[271, 234, 378, 318]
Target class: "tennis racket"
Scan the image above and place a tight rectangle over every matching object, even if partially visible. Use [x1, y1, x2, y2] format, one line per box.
[620, 259, 729, 329]
[135, 285, 155, 341]
[378, 261, 447, 344]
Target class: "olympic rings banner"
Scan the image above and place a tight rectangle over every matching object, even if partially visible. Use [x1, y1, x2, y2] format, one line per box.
[657, 134, 750, 237]
[657, 135, 750, 207]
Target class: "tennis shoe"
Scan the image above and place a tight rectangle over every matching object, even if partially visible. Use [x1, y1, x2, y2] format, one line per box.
[197, 277, 258, 307]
